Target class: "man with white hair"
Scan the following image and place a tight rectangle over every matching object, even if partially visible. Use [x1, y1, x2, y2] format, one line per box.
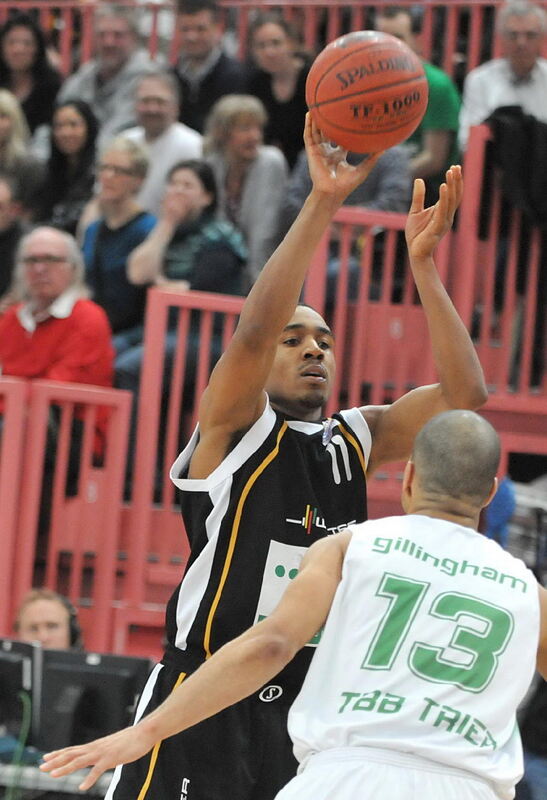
[0, 226, 113, 387]
[459, 1, 547, 149]
[57, 4, 158, 150]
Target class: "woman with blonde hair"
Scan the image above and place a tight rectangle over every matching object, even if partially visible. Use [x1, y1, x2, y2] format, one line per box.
[0, 88, 44, 212]
[81, 135, 156, 356]
[204, 93, 288, 288]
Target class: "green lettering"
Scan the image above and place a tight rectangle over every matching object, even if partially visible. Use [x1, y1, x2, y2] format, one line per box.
[339, 692, 360, 713]
[378, 693, 405, 714]
[354, 690, 380, 711]
[434, 705, 461, 732]
[419, 697, 439, 722]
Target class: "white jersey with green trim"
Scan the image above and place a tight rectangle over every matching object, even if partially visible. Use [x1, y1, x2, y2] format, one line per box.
[288, 514, 540, 799]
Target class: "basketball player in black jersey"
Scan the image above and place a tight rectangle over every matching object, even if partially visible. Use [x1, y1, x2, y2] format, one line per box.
[40, 114, 487, 800]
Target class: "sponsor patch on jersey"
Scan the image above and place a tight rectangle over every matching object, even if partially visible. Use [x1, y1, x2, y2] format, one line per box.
[253, 540, 321, 646]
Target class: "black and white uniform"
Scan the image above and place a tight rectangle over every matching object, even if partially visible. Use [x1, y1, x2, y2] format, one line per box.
[106, 401, 371, 800]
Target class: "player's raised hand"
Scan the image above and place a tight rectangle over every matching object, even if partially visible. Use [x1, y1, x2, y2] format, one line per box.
[40, 725, 156, 791]
[405, 165, 463, 261]
[304, 113, 383, 205]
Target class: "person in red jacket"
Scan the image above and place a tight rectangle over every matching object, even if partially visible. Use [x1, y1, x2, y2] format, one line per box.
[0, 226, 114, 559]
[0, 226, 113, 386]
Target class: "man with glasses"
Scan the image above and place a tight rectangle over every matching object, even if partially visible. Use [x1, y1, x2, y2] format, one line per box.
[0, 226, 113, 387]
[0, 227, 114, 572]
[459, 1, 547, 149]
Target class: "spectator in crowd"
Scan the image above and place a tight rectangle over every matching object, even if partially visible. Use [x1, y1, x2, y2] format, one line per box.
[0, 89, 44, 215]
[0, 226, 113, 387]
[375, 5, 461, 206]
[173, 0, 248, 134]
[0, 227, 113, 559]
[0, 175, 26, 309]
[57, 4, 158, 151]
[246, 14, 311, 170]
[118, 159, 247, 490]
[459, 1, 547, 149]
[124, 71, 202, 216]
[33, 100, 99, 236]
[127, 159, 246, 295]
[204, 94, 288, 286]
[81, 136, 155, 357]
[15, 589, 84, 651]
[0, 13, 62, 136]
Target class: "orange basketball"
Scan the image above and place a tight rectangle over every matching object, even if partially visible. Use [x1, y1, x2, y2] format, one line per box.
[306, 30, 428, 153]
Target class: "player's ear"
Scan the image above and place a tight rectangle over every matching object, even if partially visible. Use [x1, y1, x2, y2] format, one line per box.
[401, 459, 415, 508]
[482, 476, 498, 509]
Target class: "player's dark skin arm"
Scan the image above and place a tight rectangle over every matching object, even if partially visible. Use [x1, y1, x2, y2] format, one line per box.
[190, 116, 382, 480]
[362, 169, 488, 474]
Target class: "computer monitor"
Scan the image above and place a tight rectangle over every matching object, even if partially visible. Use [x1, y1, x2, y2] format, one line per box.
[34, 650, 152, 752]
[0, 638, 41, 745]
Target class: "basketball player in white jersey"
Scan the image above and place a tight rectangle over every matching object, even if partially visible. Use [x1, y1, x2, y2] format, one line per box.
[41, 409, 547, 800]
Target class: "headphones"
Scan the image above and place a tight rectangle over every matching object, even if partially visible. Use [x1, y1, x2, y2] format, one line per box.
[15, 589, 84, 650]
[58, 594, 84, 650]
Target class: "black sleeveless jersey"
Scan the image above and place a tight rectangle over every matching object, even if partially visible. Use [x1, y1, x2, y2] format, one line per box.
[165, 403, 371, 700]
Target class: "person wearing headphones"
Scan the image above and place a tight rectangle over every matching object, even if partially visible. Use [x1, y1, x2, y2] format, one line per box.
[14, 588, 83, 651]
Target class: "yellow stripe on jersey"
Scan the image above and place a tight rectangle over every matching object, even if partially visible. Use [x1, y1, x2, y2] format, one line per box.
[337, 422, 368, 475]
[203, 421, 288, 659]
[137, 671, 186, 800]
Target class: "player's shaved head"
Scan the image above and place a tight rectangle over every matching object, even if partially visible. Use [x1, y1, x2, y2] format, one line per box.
[412, 410, 500, 503]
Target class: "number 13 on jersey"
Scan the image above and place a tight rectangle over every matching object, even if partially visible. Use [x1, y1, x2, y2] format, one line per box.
[362, 573, 514, 693]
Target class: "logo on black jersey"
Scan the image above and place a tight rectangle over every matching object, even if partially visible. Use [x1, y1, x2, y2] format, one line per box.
[286, 506, 357, 535]
[325, 434, 353, 485]
[180, 778, 190, 799]
[259, 685, 283, 702]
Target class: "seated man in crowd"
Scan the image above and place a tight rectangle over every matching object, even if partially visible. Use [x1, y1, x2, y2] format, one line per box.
[57, 4, 158, 151]
[173, 0, 248, 134]
[459, 0, 547, 149]
[0, 227, 114, 564]
[124, 71, 203, 216]
[15, 588, 84, 651]
[0, 226, 113, 387]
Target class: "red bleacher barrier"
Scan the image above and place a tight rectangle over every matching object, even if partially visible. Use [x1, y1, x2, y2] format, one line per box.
[10, 380, 131, 653]
[114, 289, 243, 657]
[4, 1, 547, 79]
[0, 377, 28, 635]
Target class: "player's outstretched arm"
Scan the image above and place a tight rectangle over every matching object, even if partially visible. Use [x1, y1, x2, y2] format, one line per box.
[363, 167, 488, 474]
[40, 532, 350, 790]
[190, 116, 382, 478]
